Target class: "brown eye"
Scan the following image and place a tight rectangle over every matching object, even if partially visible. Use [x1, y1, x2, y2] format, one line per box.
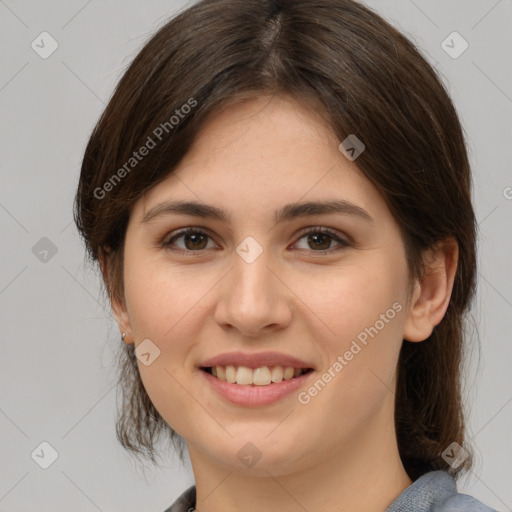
[294, 228, 349, 252]
[162, 226, 349, 255]
[164, 228, 216, 252]
[306, 232, 333, 250]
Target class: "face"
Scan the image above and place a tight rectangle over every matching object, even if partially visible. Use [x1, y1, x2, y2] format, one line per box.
[114, 94, 418, 477]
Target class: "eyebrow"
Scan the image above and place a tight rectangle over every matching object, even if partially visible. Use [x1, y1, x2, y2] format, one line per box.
[140, 199, 374, 225]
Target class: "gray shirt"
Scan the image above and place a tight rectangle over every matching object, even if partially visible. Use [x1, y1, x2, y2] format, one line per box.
[163, 470, 498, 511]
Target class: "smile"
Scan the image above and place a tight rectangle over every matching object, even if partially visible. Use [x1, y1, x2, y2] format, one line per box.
[200, 365, 316, 406]
[201, 365, 314, 386]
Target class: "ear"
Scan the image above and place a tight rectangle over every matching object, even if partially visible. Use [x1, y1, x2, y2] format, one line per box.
[98, 247, 134, 344]
[403, 237, 458, 343]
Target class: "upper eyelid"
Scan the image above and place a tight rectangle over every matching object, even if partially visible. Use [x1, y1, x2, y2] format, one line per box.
[165, 226, 217, 243]
[164, 226, 350, 248]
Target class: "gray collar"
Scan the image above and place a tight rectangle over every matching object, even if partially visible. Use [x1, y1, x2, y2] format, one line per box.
[385, 470, 456, 511]
[164, 470, 496, 512]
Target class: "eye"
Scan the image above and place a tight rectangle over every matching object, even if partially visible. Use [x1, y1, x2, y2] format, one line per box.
[161, 226, 350, 255]
[293, 227, 350, 253]
[163, 228, 217, 253]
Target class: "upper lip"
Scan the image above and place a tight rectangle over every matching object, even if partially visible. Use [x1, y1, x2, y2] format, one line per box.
[199, 351, 315, 370]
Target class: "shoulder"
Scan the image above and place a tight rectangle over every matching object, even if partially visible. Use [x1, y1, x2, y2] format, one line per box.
[386, 470, 498, 512]
[438, 492, 499, 512]
[162, 485, 196, 512]
[166, 474, 498, 512]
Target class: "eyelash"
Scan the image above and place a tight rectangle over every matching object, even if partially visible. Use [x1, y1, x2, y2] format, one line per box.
[161, 226, 351, 256]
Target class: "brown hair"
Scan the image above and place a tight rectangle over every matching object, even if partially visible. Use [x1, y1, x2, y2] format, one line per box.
[74, 0, 477, 480]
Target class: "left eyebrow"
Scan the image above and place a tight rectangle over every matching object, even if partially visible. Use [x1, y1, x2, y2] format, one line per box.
[275, 199, 374, 225]
[140, 199, 375, 226]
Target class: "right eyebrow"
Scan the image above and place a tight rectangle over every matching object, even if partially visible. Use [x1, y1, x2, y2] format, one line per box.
[140, 200, 229, 224]
[140, 199, 375, 226]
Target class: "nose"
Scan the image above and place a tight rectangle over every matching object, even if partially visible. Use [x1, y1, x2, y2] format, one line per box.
[214, 246, 293, 338]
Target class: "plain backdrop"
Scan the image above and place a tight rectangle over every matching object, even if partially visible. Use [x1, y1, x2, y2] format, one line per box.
[0, 1, 511, 510]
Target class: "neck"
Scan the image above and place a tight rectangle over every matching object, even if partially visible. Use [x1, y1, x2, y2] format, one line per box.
[187, 398, 412, 512]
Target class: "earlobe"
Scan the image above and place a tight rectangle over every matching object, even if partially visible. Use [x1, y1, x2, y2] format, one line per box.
[403, 238, 458, 343]
[98, 247, 134, 344]
[111, 295, 134, 344]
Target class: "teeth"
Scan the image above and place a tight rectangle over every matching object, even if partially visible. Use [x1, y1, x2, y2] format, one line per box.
[271, 365, 283, 382]
[209, 365, 308, 385]
[253, 367, 271, 385]
[236, 366, 253, 385]
[284, 367, 295, 380]
[225, 365, 236, 383]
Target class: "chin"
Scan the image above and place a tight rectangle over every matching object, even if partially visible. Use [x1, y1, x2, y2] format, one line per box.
[201, 433, 307, 475]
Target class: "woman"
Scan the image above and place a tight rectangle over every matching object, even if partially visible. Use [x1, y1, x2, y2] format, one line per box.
[74, 0, 497, 510]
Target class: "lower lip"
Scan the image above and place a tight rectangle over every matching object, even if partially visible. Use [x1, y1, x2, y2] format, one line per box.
[200, 369, 314, 406]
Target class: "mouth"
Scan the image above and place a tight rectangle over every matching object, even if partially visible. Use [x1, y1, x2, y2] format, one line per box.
[200, 365, 314, 386]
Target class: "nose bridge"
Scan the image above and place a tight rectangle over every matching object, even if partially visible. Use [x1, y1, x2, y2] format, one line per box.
[231, 242, 275, 312]
[215, 237, 291, 335]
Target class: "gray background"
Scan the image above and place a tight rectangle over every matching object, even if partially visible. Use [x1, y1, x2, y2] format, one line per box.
[0, 0, 511, 510]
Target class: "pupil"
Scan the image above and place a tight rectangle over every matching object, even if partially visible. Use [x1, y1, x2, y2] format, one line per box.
[185, 232, 207, 250]
[183, 232, 332, 251]
[309, 233, 331, 250]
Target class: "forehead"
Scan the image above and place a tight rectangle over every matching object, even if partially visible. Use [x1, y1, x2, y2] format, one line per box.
[133, 94, 391, 226]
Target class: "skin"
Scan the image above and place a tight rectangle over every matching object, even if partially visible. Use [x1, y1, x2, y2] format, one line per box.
[105, 94, 458, 512]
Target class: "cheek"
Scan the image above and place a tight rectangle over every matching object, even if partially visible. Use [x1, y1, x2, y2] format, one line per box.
[121, 258, 201, 436]
[296, 260, 403, 340]
[123, 250, 195, 338]
[298, 262, 405, 409]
